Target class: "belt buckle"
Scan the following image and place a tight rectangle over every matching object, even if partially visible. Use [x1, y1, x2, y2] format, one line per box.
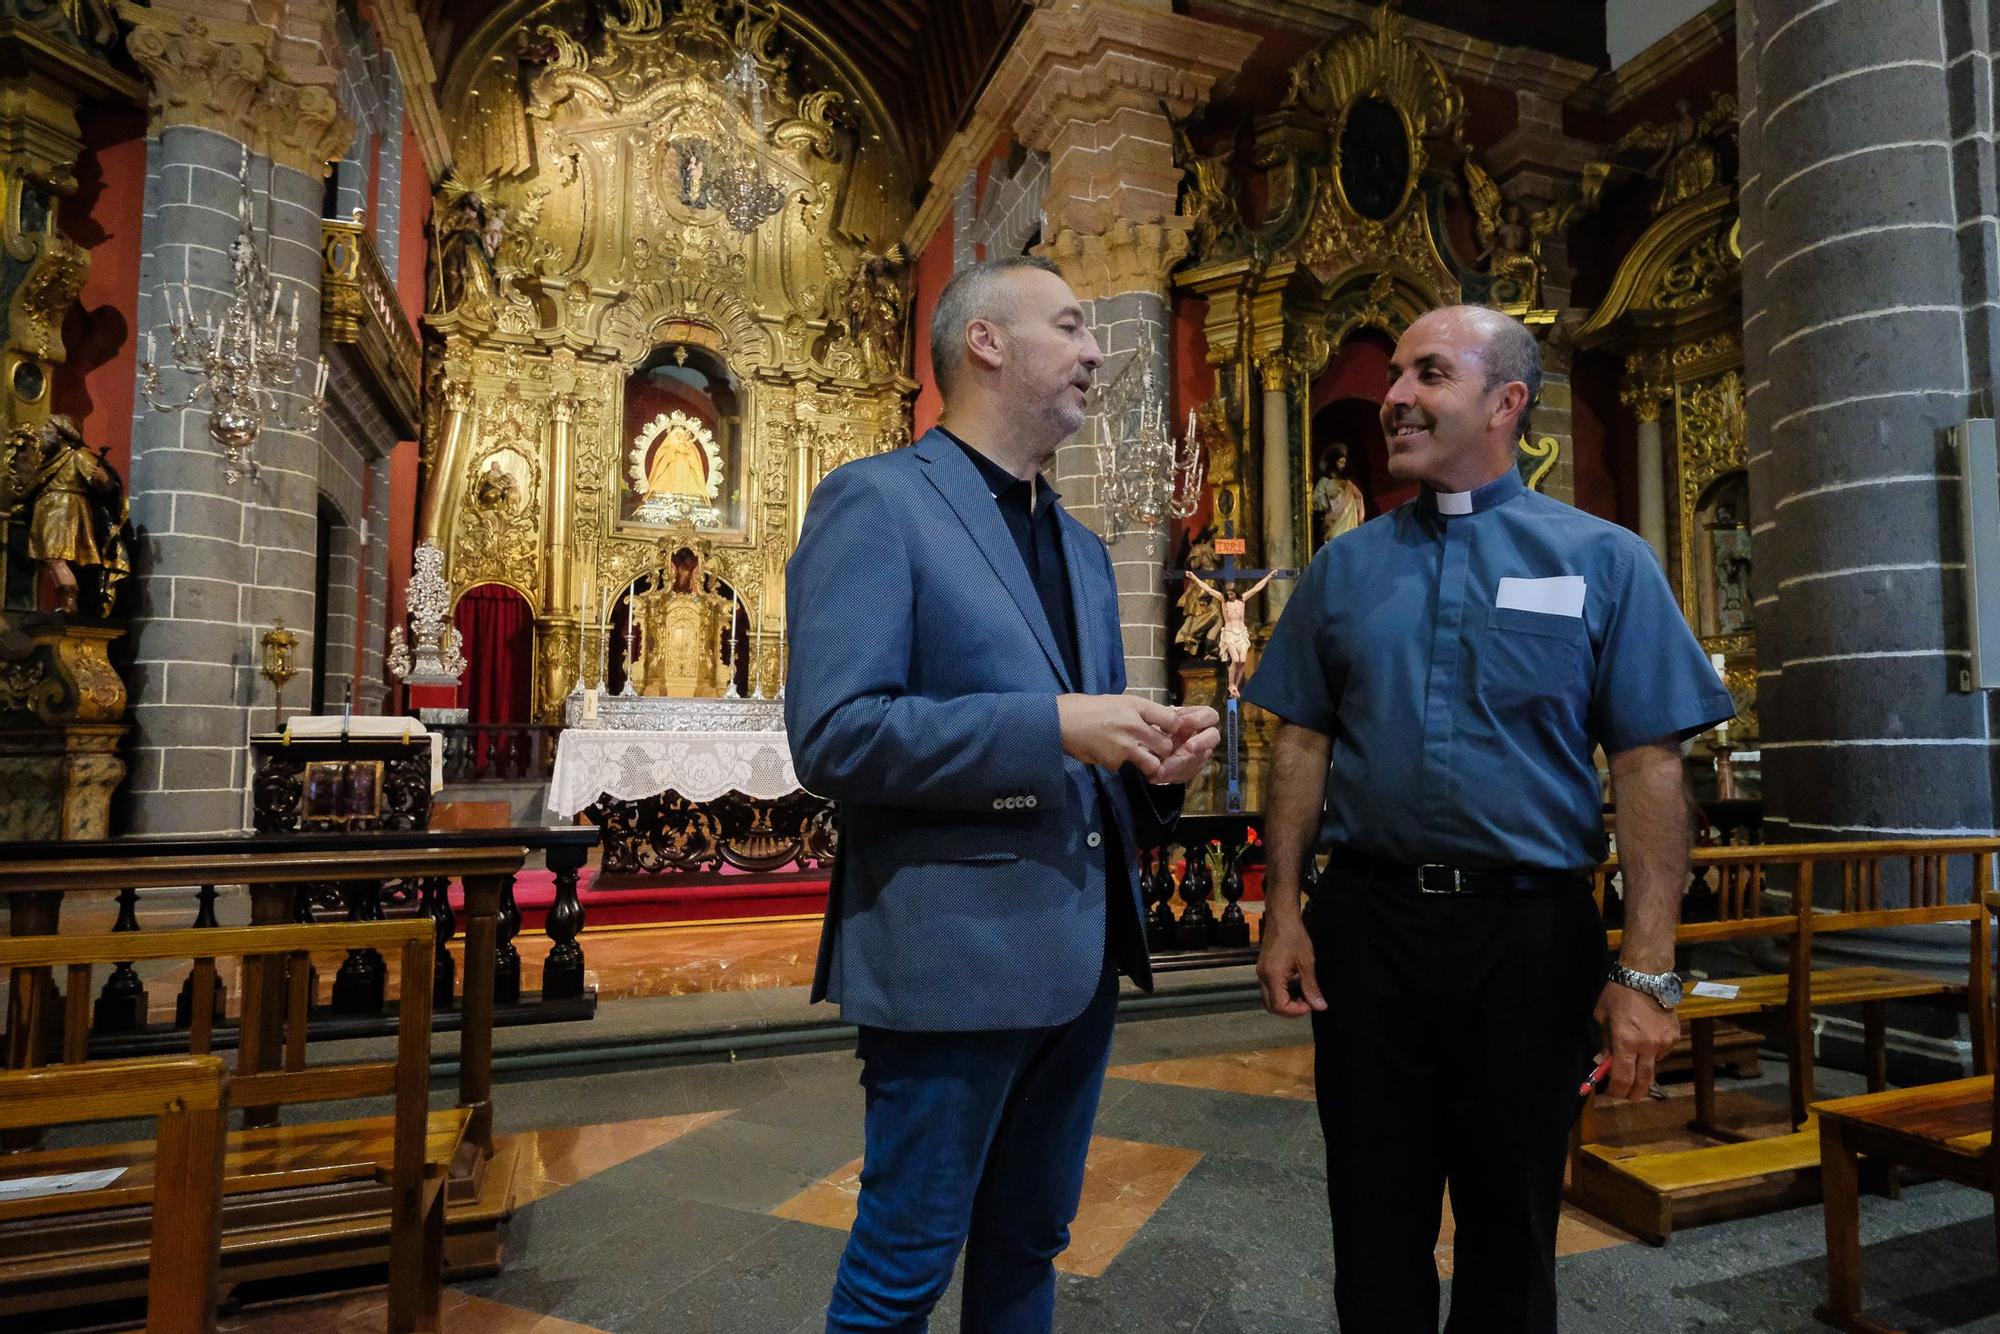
[1417, 864, 1462, 894]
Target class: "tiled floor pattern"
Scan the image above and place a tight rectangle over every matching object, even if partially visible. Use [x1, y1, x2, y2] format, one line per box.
[220, 1112, 733, 1333]
[206, 1018, 2000, 1332]
[771, 1135, 1205, 1278]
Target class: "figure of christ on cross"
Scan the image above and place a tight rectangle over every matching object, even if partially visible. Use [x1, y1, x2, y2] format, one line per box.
[1179, 557, 1297, 698]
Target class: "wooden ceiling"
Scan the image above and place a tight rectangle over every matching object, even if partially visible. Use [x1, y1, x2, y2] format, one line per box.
[415, 0, 1027, 190]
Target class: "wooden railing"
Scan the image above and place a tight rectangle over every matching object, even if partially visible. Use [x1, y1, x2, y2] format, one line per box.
[438, 723, 562, 784]
[0, 826, 599, 1054]
[319, 216, 419, 438]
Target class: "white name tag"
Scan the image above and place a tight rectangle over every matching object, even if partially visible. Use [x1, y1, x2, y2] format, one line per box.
[1689, 980, 1740, 999]
[1495, 576, 1586, 617]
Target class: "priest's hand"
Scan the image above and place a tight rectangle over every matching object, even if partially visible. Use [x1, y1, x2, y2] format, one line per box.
[1256, 908, 1326, 1018]
[1591, 980, 1680, 1100]
[1151, 706, 1220, 785]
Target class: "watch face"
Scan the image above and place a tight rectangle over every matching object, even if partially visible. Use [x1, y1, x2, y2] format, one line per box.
[1660, 972, 1684, 1005]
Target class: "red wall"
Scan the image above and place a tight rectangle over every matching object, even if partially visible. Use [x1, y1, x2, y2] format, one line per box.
[56, 107, 147, 481]
[386, 118, 431, 710]
[911, 210, 953, 436]
[1170, 294, 1217, 545]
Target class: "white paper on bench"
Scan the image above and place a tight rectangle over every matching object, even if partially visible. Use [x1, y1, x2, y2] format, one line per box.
[1689, 980, 1741, 999]
[0, 1166, 126, 1202]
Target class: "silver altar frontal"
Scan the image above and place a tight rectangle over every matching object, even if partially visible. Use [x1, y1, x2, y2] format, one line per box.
[550, 694, 832, 881]
[560, 693, 785, 733]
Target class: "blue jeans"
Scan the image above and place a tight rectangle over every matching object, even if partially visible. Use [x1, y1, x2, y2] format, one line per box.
[825, 962, 1120, 1333]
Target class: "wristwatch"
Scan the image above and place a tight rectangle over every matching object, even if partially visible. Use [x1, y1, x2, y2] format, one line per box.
[1608, 964, 1683, 1011]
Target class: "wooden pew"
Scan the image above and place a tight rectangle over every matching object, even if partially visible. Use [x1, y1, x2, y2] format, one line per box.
[1568, 839, 1995, 1244]
[1811, 889, 2000, 1334]
[0, 1055, 228, 1334]
[0, 844, 526, 1326]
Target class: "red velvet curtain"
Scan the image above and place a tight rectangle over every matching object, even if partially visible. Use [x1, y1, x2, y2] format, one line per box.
[457, 584, 534, 726]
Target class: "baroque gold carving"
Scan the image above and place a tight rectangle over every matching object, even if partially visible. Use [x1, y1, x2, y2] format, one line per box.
[1673, 369, 1747, 630]
[434, 0, 915, 704]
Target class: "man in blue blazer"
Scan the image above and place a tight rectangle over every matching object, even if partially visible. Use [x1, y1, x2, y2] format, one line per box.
[786, 255, 1220, 1332]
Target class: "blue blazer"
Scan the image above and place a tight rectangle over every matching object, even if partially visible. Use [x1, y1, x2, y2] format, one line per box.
[785, 427, 1169, 1031]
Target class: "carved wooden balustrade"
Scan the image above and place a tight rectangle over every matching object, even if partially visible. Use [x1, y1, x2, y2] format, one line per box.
[437, 721, 563, 784]
[0, 826, 600, 1061]
[319, 216, 420, 438]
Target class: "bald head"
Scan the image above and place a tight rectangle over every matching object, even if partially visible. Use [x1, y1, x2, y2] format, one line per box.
[1382, 305, 1542, 493]
[1416, 305, 1542, 440]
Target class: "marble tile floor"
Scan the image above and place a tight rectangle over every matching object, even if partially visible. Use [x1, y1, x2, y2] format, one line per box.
[212, 1009, 2000, 1333]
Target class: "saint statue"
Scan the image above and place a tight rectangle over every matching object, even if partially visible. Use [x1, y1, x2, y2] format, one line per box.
[1173, 529, 1222, 659]
[645, 420, 710, 497]
[1184, 570, 1290, 698]
[630, 534, 730, 697]
[20, 415, 127, 616]
[1313, 447, 1365, 549]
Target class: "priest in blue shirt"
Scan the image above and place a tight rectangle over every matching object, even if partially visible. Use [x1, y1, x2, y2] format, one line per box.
[1244, 305, 1732, 1332]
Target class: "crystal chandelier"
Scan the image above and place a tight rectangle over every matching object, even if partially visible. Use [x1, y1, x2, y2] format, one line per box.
[1094, 360, 1204, 544]
[386, 543, 468, 686]
[138, 146, 328, 483]
[674, 48, 789, 233]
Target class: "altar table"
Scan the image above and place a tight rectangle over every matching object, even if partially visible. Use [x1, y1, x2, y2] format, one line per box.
[548, 699, 835, 879]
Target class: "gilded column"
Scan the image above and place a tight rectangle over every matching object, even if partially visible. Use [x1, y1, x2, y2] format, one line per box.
[534, 391, 579, 721]
[420, 376, 476, 544]
[544, 393, 576, 613]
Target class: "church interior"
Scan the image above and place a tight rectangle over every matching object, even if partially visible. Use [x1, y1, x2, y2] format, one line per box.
[3, 0, 2000, 1328]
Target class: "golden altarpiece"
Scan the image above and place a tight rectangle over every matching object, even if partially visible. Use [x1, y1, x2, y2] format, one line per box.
[424, 0, 914, 721]
[1574, 95, 1755, 748]
[1166, 5, 1575, 810]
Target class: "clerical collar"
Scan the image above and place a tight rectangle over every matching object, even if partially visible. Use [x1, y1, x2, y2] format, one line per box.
[1420, 467, 1524, 518]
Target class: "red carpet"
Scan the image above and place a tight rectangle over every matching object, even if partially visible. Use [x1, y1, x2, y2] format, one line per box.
[447, 864, 1261, 933]
[449, 867, 830, 929]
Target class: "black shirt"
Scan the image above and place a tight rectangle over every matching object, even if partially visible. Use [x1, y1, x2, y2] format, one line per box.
[942, 427, 1148, 981]
[942, 428, 1082, 686]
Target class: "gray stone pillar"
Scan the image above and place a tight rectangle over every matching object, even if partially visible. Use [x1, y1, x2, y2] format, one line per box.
[361, 452, 392, 712]
[1740, 0, 1999, 845]
[1053, 290, 1173, 700]
[125, 129, 335, 833]
[126, 125, 259, 835]
[1737, 2, 2000, 1076]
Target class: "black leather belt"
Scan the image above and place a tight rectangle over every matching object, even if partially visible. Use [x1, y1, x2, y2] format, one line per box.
[1325, 848, 1589, 896]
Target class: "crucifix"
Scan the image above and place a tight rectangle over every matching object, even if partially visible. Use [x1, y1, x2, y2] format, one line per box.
[1165, 491, 1298, 812]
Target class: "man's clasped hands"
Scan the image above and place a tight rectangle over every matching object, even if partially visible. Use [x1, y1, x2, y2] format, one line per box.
[1056, 695, 1222, 786]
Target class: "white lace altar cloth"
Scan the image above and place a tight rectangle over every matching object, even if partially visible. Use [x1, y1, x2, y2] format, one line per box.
[546, 727, 808, 816]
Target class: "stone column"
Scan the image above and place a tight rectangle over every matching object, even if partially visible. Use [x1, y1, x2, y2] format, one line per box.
[360, 452, 391, 711]
[983, 0, 1258, 700]
[1258, 358, 1295, 618]
[1620, 377, 1670, 563]
[1738, 1, 2000, 1076]
[1740, 0, 1998, 847]
[121, 0, 351, 833]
